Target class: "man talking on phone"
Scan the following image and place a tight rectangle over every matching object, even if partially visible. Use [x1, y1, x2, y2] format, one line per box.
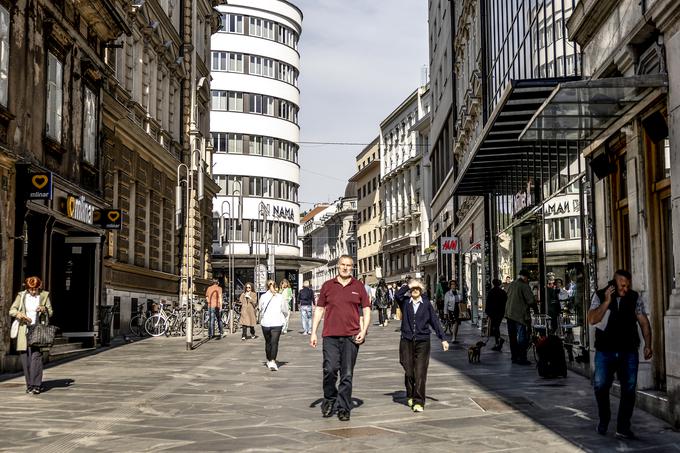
[588, 269, 653, 440]
[310, 254, 370, 421]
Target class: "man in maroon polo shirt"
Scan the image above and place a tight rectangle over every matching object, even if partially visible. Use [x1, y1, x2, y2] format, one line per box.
[310, 254, 371, 421]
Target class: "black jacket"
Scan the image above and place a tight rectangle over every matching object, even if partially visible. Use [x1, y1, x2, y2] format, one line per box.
[485, 286, 507, 320]
[298, 287, 315, 306]
[395, 285, 446, 341]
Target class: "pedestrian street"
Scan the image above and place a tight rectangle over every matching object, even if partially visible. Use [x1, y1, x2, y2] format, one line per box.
[0, 314, 678, 453]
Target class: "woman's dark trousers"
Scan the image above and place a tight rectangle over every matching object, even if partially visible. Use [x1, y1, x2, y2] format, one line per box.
[399, 338, 431, 406]
[242, 325, 256, 338]
[261, 326, 282, 361]
[20, 346, 44, 390]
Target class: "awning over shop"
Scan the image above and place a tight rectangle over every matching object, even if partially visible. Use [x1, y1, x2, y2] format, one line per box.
[453, 77, 581, 196]
[520, 74, 668, 157]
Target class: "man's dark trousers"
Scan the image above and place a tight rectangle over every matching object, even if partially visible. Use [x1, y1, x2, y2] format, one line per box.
[594, 351, 639, 432]
[507, 319, 528, 362]
[399, 338, 431, 406]
[322, 336, 359, 413]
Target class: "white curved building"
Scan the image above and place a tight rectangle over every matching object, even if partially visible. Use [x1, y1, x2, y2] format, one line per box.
[210, 0, 303, 292]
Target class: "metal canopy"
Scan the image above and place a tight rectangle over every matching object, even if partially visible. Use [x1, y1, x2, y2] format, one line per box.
[520, 74, 668, 143]
[453, 77, 580, 196]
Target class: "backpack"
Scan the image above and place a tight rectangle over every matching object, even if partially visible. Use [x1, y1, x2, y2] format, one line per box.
[536, 335, 568, 378]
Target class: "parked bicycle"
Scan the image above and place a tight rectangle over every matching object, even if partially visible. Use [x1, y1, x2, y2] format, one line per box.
[129, 303, 149, 337]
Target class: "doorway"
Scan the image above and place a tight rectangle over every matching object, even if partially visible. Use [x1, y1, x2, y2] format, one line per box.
[49, 234, 99, 334]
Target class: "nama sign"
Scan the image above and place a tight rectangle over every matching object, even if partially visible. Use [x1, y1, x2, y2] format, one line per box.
[440, 236, 460, 254]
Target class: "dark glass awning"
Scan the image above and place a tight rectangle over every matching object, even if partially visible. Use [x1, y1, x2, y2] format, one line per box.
[453, 77, 581, 196]
[520, 74, 668, 155]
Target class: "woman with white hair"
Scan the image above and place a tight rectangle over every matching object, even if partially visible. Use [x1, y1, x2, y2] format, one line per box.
[395, 278, 448, 412]
[259, 280, 289, 371]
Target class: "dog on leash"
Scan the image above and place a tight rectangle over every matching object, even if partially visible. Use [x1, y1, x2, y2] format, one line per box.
[468, 340, 487, 363]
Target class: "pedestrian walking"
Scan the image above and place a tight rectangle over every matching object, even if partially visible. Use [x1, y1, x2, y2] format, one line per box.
[259, 280, 288, 371]
[239, 283, 258, 340]
[374, 279, 390, 327]
[280, 279, 293, 334]
[298, 280, 315, 335]
[443, 280, 463, 343]
[387, 283, 396, 319]
[504, 270, 536, 365]
[435, 275, 447, 320]
[310, 254, 371, 421]
[206, 279, 224, 339]
[485, 279, 507, 351]
[588, 270, 653, 439]
[395, 278, 448, 412]
[9, 276, 54, 394]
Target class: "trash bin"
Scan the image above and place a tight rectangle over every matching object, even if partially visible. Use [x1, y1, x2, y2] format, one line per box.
[100, 305, 114, 346]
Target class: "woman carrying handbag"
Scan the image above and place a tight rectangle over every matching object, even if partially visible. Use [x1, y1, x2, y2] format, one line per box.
[8, 276, 54, 394]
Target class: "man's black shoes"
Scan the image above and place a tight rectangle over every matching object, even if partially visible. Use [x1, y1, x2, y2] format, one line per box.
[321, 400, 333, 418]
[337, 410, 350, 421]
[596, 423, 607, 435]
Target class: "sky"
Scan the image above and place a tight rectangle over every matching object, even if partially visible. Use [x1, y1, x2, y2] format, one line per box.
[294, 0, 429, 212]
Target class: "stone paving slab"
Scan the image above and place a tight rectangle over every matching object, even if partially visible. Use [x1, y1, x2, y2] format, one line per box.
[0, 314, 679, 452]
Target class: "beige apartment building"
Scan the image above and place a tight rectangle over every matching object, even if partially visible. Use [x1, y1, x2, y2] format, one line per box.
[350, 138, 382, 285]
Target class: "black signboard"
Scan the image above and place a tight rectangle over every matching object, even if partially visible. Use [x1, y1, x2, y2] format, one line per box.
[27, 172, 53, 200]
[94, 209, 123, 229]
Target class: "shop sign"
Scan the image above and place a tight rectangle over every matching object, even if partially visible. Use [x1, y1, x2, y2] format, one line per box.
[93, 209, 123, 229]
[28, 172, 53, 200]
[440, 236, 460, 254]
[254, 264, 267, 292]
[544, 197, 580, 218]
[63, 195, 95, 225]
[272, 205, 295, 221]
[513, 180, 535, 217]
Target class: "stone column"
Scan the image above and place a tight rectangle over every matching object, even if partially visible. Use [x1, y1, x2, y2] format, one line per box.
[663, 16, 680, 428]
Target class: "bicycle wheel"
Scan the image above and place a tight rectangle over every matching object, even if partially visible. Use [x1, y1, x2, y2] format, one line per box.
[145, 314, 168, 337]
[165, 314, 178, 337]
[129, 315, 144, 337]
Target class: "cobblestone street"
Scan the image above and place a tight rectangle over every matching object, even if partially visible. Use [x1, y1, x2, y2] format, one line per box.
[0, 314, 678, 452]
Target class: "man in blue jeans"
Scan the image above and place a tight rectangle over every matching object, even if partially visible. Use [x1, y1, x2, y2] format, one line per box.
[298, 280, 315, 335]
[588, 270, 653, 440]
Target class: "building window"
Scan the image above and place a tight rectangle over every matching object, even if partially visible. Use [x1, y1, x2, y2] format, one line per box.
[228, 92, 243, 112]
[0, 5, 9, 107]
[249, 136, 262, 155]
[46, 51, 64, 142]
[226, 14, 243, 33]
[249, 17, 275, 40]
[82, 86, 98, 164]
[227, 176, 242, 195]
[227, 134, 243, 153]
[249, 176, 263, 196]
[211, 90, 228, 110]
[212, 132, 227, 152]
[263, 137, 274, 157]
[568, 217, 581, 239]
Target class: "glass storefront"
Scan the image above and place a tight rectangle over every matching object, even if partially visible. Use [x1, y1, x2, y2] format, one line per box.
[493, 175, 593, 369]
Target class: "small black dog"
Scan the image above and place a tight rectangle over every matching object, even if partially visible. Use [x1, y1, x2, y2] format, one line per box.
[468, 340, 487, 363]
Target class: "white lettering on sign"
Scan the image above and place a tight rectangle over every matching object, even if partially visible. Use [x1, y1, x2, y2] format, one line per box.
[513, 180, 535, 216]
[440, 236, 460, 254]
[66, 195, 94, 225]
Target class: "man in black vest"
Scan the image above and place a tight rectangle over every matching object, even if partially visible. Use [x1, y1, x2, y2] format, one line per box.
[587, 270, 652, 440]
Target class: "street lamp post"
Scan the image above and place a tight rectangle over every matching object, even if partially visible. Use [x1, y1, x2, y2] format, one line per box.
[176, 149, 206, 351]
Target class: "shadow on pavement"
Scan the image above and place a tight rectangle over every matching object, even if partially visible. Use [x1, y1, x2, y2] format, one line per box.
[384, 390, 439, 407]
[429, 322, 679, 452]
[309, 397, 364, 410]
[41, 378, 75, 392]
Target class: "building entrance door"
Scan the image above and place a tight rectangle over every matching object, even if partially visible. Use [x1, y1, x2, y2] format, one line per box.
[50, 235, 99, 335]
[645, 128, 672, 391]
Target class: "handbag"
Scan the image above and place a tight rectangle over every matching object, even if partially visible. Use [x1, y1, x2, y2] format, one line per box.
[10, 319, 19, 339]
[27, 313, 57, 347]
[457, 301, 471, 321]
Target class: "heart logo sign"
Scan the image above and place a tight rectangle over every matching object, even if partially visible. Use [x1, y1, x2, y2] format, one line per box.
[32, 175, 48, 189]
[107, 211, 120, 222]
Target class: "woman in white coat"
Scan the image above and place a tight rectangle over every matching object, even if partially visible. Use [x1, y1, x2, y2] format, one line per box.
[259, 280, 289, 371]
